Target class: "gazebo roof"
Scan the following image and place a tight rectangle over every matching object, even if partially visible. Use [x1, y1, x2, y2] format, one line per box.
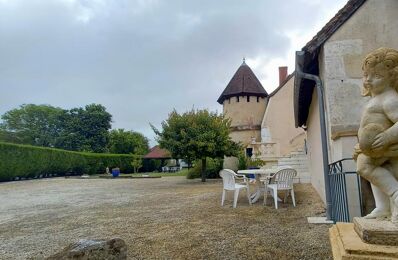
[143, 145, 171, 159]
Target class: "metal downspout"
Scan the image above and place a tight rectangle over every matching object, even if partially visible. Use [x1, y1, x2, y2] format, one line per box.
[295, 51, 332, 220]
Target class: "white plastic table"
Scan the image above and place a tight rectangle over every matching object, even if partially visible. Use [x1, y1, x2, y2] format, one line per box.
[237, 168, 275, 203]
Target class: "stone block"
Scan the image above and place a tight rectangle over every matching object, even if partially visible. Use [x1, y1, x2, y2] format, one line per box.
[354, 217, 398, 246]
[329, 223, 398, 259]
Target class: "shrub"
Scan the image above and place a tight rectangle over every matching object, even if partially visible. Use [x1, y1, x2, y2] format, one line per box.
[142, 159, 161, 172]
[186, 158, 223, 179]
[237, 152, 248, 170]
[237, 151, 265, 170]
[0, 142, 136, 181]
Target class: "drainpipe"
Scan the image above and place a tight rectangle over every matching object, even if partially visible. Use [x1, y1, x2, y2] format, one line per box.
[295, 51, 332, 220]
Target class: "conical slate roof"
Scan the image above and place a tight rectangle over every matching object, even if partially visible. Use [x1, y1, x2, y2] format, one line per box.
[217, 61, 268, 104]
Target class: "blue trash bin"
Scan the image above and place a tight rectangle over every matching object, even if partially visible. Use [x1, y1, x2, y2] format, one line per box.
[112, 168, 120, 177]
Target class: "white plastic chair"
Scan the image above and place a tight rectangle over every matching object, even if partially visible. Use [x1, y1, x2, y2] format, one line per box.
[263, 168, 297, 209]
[219, 169, 252, 208]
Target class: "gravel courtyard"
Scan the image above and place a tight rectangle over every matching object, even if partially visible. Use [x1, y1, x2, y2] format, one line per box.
[0, 177, 332, 259]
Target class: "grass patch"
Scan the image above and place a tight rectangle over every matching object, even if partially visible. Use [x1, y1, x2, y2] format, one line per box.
[131, 169, 189, 177]
[97, 169, 189, 178]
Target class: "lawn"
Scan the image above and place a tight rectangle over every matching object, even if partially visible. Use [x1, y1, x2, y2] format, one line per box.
[120, 169, 189, 177]
[0, 176, 332, 259]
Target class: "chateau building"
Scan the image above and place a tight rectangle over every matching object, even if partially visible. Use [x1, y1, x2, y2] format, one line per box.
[217, 59, 268, 149]
[218, 60, 308, 182]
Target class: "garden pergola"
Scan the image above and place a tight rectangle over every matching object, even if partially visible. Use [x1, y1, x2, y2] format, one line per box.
[143, 146, 172, 171]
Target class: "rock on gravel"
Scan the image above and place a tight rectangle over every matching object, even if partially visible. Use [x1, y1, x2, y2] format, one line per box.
[46, 238, 127, 260]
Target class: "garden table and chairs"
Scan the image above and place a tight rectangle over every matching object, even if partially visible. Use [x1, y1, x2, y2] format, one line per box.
[220, 167, 297, 208]
[236, 166, 297, 208]
[237, 168, 274, 204]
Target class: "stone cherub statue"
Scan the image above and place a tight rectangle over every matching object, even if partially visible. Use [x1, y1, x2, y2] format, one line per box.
[354, 47, 398, 223]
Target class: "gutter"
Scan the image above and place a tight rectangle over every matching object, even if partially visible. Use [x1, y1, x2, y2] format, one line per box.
[295, 51, 332, 221]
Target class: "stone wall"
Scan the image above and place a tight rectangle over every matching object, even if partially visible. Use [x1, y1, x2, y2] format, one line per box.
[261, 76, 306, 156]
[223, 95, 267, 146]
[320, 0, 398, 163]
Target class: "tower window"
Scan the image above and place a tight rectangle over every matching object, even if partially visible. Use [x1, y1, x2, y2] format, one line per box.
[236, 96, 240, 102]
[257, 96, 259, 102]
[228, 98, 230, 104]
[247, 96, 250, 102]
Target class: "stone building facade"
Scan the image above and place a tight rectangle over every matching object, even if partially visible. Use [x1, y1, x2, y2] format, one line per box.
[218, 61, 307, 173]
[217, 60, 268, 148]
[295, 0, 398, 209]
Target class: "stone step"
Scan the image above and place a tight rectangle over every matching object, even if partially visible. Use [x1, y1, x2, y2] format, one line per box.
[270, 148, 310, 183]
[278, 156, 308, 161]
[278, 160, 308, 165]
[278, 159, 308, 163]
[279, 159, 308, 162]
[279, 162, 308, 166]
[277, 165, 308, 169]
[290, 152, 307, 156]
[286, 157, 308, 161]
[281, 153, 306, 157]
[278, 164, 308, 169]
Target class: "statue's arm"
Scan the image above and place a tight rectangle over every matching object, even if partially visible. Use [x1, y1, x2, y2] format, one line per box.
[384, 96, 398, 141]
[384, 143, 398, 157]
[373, 97, 398, 150]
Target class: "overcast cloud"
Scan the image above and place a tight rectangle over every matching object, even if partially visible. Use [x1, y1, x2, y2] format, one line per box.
[0, 0, 347, 145]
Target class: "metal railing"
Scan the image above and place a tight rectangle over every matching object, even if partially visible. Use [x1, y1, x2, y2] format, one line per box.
[328, 158, 363, 222]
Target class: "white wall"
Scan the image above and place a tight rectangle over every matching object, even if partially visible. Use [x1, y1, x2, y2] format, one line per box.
[306, 90, 326, 202]
[261, 76, 306, 156]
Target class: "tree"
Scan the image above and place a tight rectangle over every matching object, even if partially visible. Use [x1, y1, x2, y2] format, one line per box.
[0, 103, 112, 153]
[108, 129, 149, 154]
[0, 104, 65, 146]
[152, 109, 240, 182]
[56, 104, 112, 152]
[131, 155, 143, 173]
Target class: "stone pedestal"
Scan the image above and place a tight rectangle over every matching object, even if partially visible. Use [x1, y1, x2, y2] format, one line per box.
[329, 222, 398, 259]
[354, 217, 398, 246]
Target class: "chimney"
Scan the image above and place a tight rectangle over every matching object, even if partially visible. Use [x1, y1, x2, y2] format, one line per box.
[278, 66, 288, 86]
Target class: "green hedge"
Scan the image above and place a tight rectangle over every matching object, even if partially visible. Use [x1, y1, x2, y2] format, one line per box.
[0, 142, 136, 181]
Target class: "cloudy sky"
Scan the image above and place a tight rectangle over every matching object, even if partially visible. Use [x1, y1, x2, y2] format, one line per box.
[0, 0, 347, 145]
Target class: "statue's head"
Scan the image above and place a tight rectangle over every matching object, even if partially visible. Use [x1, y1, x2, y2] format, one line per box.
[361, 47, 398, 96]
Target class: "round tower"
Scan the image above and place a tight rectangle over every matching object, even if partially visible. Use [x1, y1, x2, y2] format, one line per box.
[217, 60, 268, 147]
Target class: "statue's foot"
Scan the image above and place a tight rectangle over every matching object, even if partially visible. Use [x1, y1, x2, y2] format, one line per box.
[392, 213, 398, 224]
[393, 191, 398, 207]
[363, 208, 390, 219]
